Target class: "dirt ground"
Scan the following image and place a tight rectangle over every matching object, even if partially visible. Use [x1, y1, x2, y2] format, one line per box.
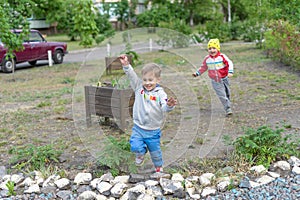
[0, 42, 299, 176]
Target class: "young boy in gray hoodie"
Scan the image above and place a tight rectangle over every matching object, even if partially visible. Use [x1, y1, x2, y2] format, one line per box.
[119, 54, 177, 173]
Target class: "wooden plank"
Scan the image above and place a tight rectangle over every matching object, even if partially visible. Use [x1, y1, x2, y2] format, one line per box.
[85, 85, 135, 129]
[105, 56, 132, 75]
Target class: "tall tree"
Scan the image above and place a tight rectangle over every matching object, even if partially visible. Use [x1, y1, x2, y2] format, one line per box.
[72, 0, 99, 47]
[0, 0, 33, 56]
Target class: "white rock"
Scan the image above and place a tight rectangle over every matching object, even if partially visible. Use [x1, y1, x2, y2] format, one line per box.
[11, 174, 24, 184]
[0, 180, 8, 190]
[274, 161, 290, 171]
[24, 184, 40, 194]
[111, 175, 129, 184]
[20, 177, 35, 187]
[186, 187, 200, 199]
[267, 171, 280, 178]
[256, 175, 275, 185]
[110, 182, 128, 198]
[217, 180, 230, 192]
[200, 173, 215, 180]
[96, 181, 113, 194]
[54, 178, 70, 189]
[250, 165, 267, 173]
[184, 179, 194, 188]
[90, 178, 102, 189]
[127, 184, 146, 193]
[289, 156, 300, 167]
[160, 178, 183, 195]
[137, 193, 155, 200]
[249, 181, 261, 188]
[100, 172, 114, 182]
[186, 187, 195, 196]
[186, 176, 199, 183]
[146, 185, 163, 196]
[2, 175, 10, 181]
[43, 174, 61, 187]
[145, 180, 159, 187]
[171, 173, 184, 182]
[292, 165, 300, 175]
[96, 194, 108, 200]
[33, 171, 43, 178]
[201, 187, 216, 197]
[78, 190, 97, 200]
[74, 173, 92, 185]
[199, 173, 215, 186]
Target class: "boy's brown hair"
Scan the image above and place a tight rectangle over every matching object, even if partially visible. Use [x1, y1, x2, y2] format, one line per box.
[141, 63, 161, 78]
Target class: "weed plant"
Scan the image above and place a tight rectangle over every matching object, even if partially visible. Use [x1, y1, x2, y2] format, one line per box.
[8, 144, 62, 172]
[232, 125, 300, 167]
[96, 135, 137, 176]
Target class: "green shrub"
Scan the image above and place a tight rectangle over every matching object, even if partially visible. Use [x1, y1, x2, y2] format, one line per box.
[9, 144, 62, 171]
[233, 125, 300, 168]
[97, 135, 137, 176]
[264, 20, 300, 70]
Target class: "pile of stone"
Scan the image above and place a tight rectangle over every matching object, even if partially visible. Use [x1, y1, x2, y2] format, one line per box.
[0, 156, 299, 200]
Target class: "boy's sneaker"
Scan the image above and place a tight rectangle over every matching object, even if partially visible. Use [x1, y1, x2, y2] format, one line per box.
[226, 108, 233, 116]
[135, 155, 145, 166]
[155, 167, 163, 173]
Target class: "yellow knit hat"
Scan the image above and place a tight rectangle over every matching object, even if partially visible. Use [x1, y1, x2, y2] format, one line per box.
[207, 38, 220, 51]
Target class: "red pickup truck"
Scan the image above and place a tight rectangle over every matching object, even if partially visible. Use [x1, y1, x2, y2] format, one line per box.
[0, 29, 68, 73]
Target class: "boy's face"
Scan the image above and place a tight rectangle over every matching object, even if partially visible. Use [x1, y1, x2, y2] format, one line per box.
[142, 71, 160, 91]
[208, 47, 218, 57]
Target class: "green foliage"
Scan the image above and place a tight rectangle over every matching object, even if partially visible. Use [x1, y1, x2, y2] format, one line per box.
[233, 125, 300, 168]
[97, 135, 137, 175]
[0, 0, 31, 56]
[6, 181, 16, 196]
[263, 20, 300, 70]
[120, 40, 140, 67]
[156, 28, 191, 49]
[9, 144, 62, 171]
[72, 0, 99, 47]
[200, 20, 231, 42]
[111, 77, 130, 89]
[158, 19, 192, 35]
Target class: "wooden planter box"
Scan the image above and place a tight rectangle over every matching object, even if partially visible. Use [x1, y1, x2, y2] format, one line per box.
[85, 85, 134, 130]
[105, 56, 132, 75]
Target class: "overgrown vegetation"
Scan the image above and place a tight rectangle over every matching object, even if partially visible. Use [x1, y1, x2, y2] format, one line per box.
[96, 135, 137, 176]
[225, 125, 300, 168]
[8, 144, 62, 172]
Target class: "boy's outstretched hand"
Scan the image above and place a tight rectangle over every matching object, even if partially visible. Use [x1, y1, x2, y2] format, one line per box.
[167, 97, 177, 107]
[119, 54, 129, 66]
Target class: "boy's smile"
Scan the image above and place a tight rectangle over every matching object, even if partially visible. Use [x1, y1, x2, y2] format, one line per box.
[208, 47, 218, 57]
[142, 71, 160, 91]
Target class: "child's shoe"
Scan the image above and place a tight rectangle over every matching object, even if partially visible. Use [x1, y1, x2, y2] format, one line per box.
[155, 166, 163, 173]
[135, 155, 145, 166]
[226, 108, 233, 116]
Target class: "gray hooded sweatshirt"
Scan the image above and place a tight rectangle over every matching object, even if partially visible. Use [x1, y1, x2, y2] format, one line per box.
[123, 65, 174, 130]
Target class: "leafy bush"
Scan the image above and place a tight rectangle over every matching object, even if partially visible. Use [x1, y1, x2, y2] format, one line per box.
[9, 144, 62, 171]
[239, 20, 265, 44]
[264, 20, 300, 70]
[199, 20, 231, 42]
[156, 27, 191, 49]
[97, 135, 137, 176]
[233, 125, 300, 168]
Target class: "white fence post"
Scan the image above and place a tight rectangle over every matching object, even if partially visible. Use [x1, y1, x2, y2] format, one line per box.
[48, 50, 53, 66]
[107, 43, 111, 56]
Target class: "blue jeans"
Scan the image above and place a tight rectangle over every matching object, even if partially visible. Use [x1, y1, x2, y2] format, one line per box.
[130, 124, 163, 167]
